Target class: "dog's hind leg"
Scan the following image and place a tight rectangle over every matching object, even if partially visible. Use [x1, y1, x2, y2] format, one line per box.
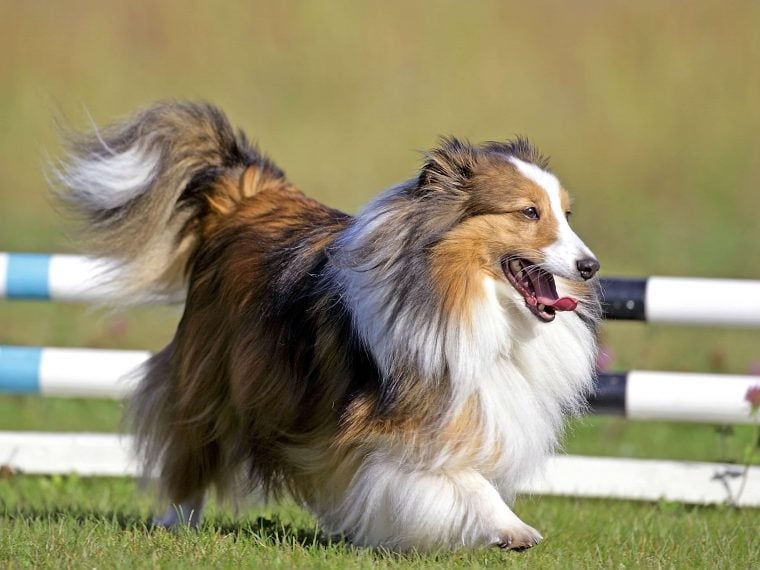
[151, 434, 224, 530]
[150, 438, 217, 529]
[132, 346, 227, 530]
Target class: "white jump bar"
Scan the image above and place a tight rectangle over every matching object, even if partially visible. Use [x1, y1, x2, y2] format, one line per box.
[626, 370, 759, 424]
[0, 431, 139, 477]
[647, 276, 760, 327]
[1, 431, 757, 507]
[521, 453, 760, 507]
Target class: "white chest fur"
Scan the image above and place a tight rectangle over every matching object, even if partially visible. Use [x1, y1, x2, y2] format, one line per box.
[463, 278, 597, 495]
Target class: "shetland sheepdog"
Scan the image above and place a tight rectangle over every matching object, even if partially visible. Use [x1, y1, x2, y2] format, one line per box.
[54, 101, 600, 551]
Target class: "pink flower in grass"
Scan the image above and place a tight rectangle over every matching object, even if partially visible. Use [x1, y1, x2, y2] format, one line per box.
[596, 345, 614, 372]
[746, 384, 760, 412]
[106, 317, 129, 338]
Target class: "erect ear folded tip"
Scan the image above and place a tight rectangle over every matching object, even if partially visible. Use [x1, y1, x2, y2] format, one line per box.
[418, 137, 477, 190]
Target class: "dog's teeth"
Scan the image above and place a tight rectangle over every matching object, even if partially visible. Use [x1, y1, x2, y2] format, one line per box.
[510, 260, 521, 273]
[538, 303, 545, 311]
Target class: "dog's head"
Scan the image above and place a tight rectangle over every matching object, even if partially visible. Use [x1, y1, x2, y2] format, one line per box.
[419, 137, 599, 323]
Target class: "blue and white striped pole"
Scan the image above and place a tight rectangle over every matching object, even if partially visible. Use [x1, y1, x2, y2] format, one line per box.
[0, 252, 119, 303]
[1, 345, 758, 423]
[0, 346, 148, 398]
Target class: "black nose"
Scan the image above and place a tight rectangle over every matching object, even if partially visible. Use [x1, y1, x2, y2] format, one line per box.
[576, 257, 600, 280]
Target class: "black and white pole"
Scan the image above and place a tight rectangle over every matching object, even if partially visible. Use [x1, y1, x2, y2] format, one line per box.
[591, 371, 759, 424]
[601, 276, 760, 327]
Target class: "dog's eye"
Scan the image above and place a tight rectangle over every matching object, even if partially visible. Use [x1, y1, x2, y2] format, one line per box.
[521, 207, 540, 220]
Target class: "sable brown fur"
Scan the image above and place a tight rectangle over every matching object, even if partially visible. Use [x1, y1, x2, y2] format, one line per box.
[134, 180, 362, 502]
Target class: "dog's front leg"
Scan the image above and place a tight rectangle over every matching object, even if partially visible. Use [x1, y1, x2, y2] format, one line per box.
[321, 457, 542, 551]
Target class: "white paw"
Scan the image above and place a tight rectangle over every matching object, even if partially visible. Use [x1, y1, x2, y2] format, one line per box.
[494, 523, 543, 551]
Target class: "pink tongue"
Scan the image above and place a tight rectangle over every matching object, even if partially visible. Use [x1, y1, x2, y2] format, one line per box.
[544, 296, 578, 311]
[532, 271, 578, 312]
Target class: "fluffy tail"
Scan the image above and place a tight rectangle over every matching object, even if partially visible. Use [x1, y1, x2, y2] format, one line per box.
[53, 100, 287, 303]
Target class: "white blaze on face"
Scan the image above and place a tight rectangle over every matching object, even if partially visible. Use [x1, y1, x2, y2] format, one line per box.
[509, 157, 596, 281]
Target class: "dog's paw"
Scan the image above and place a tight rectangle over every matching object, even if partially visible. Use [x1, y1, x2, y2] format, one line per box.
[151, 515, 176, 529]
[494, 523, 543, 551]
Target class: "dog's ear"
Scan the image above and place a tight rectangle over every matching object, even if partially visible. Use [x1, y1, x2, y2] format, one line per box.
[417, 137, 478, 192]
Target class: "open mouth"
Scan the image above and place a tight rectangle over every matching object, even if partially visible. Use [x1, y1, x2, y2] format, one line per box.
[501, 257, 578, 322]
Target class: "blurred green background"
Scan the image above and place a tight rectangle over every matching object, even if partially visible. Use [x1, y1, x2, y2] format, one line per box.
[0, 1, 759, 447]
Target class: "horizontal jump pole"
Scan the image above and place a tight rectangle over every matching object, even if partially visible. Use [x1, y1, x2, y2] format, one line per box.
[600, 276, 760, 327]
[1, 345, 758, 425]
[0, 252, 119, 303]
[1, 431, 757, 506]
[3, 252, 760, 326]
[0, 346, 147, 398]
[586, 370, 759, 424]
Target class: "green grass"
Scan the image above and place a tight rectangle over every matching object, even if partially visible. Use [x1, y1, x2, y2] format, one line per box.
[1, 1, 760, 567]
[2, 395, 758, 567]
[1, 476, 758, 569]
